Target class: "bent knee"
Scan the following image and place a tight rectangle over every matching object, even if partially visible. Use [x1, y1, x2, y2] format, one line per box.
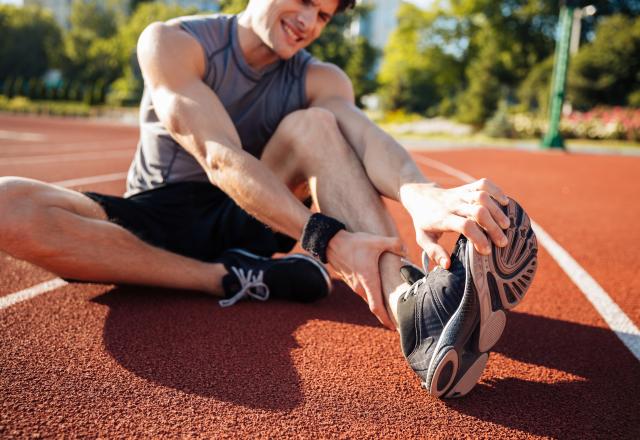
[277, 108, 356, 160]
[278, 107, 339, 141]
[0, 177, 39, 214]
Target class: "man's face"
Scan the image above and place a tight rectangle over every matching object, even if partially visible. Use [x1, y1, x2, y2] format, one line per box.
[251, 0, 339, 59]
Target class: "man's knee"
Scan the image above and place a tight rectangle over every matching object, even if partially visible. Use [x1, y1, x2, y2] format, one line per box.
[0, 177, 57, 257]
[278, 108, 350, 158]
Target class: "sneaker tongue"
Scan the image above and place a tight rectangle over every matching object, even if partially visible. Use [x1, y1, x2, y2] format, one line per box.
[400, 265, 424, 285]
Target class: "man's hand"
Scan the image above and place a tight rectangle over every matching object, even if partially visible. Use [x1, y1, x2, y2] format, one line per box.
[326, 230, 405, 330]
[400, 179, 511, 269]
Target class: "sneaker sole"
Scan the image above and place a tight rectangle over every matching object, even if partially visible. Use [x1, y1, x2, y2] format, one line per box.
[226, 248, 333, 293]
[470, 197, 538, 353]
[425, 198, 537, 398]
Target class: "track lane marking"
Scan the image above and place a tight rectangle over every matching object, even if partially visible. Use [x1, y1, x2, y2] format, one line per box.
[0, 278, 68, 310]
[413, 154, 640, 362]
[0, 150, 132, 165]
[52, 172, 128, 188]
[3, 153, 640, 363]
[0, 129, 46, 141]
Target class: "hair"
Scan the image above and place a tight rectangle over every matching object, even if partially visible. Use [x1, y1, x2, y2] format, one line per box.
[336, 0, 356, 14]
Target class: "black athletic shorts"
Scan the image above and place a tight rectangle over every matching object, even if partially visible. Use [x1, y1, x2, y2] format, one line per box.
[84, 182, 298, 262]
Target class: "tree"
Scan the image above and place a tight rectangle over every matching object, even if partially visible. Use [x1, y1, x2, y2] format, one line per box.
[568, 14, 640, 109]
[62, 0, 120, 85]
[107, 2, 197, 105]
[219, 0, 248, 14]
[378, 3, 465, 115]
[308, 5, 379, 106]
[0, 5, 63, 81]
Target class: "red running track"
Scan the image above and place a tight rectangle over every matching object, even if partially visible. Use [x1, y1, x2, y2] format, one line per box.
[1, 114, 639, 439]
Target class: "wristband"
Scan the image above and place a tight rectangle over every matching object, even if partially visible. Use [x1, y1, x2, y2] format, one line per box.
[301, 213, 346, 263]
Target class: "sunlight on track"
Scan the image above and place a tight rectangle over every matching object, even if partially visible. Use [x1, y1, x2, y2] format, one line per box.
[0, 129, 46, 142]
[52, 172, 128, 188]
[532, 224, 640, 361]
[0, 150, 132, 165]
[413, 155, 640, 363]
[2, 155, 639, 365]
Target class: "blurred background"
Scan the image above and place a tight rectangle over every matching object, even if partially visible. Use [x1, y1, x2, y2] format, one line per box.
[0, 0, 638, 145]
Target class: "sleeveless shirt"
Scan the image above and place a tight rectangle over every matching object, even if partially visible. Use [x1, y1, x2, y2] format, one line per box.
[125, 14, 315, 196]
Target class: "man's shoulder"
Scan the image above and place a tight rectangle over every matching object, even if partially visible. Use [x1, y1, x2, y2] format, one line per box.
[169, 13, 235, 53]
[305, 61, 354, 104]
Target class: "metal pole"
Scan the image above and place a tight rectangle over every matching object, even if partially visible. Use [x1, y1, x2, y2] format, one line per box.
[542, 4, 575, 149]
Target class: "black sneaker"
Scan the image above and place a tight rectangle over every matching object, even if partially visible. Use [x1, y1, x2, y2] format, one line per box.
[397, 197, 538, 398]
[215, 249, 332, 307]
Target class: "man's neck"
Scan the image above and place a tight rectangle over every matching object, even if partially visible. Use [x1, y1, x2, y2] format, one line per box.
[236, 13, 281, 71]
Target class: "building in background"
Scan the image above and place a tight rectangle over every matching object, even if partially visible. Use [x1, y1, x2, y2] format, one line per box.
[351, 0, 400, 50]
[24, 0, 72, 28]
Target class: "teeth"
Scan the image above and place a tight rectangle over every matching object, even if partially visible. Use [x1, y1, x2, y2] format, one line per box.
[283, 23, 298, 41]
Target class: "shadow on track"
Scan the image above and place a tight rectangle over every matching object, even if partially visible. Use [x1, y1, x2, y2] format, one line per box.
[92, 281, 379, 411]
[446, 311, 640, 438]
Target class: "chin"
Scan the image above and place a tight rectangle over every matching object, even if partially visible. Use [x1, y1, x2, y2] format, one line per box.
[273, 44, 298, 60]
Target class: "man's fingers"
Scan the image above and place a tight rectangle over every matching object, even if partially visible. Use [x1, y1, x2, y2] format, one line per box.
[415, 231, 449, 269]
[379, 236, 406, 257]
[469, 178, 509, 206]
[361, 275, 395, 330]
[448, 215, 491, 255]
[454, 202, 507, 248]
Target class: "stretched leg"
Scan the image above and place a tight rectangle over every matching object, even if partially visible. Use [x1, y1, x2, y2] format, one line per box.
[261, 108, 409, 326]
[0, 177, 226, 294]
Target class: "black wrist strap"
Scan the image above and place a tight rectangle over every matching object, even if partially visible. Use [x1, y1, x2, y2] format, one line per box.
[301, 213, 346, 263]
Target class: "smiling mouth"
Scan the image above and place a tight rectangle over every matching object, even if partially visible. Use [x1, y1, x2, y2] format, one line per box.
[282, 20, 303, 43]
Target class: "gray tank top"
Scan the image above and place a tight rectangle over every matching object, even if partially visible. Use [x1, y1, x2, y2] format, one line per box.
[125, 14, 314, 196]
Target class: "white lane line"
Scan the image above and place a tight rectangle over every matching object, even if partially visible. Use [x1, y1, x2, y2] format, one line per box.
[413, 154, 640, 362]
[0, 278, 68, 310]
[52, 172, 128, 188]
[1, 138, 133, 149]
[0, 129, 46, 142]
[531, 224, 640, 360]
[0, 172, 128, 310]
[0, 150, 132, 165]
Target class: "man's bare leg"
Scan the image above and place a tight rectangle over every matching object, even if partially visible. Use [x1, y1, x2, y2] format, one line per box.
[0, 177, 226, 295]
[261, 108, 410, 327]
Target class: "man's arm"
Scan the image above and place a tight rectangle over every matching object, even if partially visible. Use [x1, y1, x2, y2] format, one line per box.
[306, 62, 511, 268]
[138, 23, 404, 325]
[137, 22, 310, 238]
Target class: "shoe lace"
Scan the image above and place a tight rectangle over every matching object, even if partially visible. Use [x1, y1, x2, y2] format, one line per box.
[218, 267, 270, 308]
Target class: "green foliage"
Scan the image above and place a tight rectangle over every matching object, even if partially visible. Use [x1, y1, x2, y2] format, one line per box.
[307, 6, 379, 107]
[483, 101, 513, 137]
[568, 14, 640, 110]
[517, 56, 553, 114]
[107, 2, 198, 105]
[0, 95, 91, 117]
[0, 5, 63, 80]
[378, 3, 464, 115]
[219, 0, 248, 14]
[62, 0, 120, 85]
[379, 0, 558, 125]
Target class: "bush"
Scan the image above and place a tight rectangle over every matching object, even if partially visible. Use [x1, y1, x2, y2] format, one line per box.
[510, 113, 546, 138]
[484, 102, 513, 138]
[0, 96, 91, 116]
[561, 107, 640, 141]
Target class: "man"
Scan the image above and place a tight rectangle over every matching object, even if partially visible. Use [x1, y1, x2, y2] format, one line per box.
[0, 0, 537, 397]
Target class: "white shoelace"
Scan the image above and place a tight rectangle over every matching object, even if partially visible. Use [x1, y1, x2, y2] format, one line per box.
[218, 267, 270, 308]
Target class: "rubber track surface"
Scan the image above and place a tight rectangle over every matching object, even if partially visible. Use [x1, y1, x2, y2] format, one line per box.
[1, 115, 639, 439]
